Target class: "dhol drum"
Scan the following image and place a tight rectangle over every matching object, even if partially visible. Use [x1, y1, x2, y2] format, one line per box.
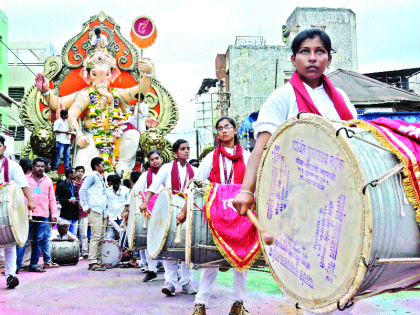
[101, 239, 122, 268]
[51, 240, 79, 265]
[126, 190, 148, 251]
[0, 181, 28, 248]
[256, 114, 420, 313]
[185, 180, 266, 269]
[147, 188, 186, 260]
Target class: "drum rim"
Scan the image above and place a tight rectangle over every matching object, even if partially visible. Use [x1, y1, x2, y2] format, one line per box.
[185, 182, 195, 269]
[127, 191, 138, 251]
[101, 238, 122, 268]
[147, 188, 173, 259]
[6, 181, 28, 247]
[255, 114, 373, 313]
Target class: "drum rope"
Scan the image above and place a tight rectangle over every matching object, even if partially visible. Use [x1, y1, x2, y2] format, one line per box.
[0, 220, 111, 228]
[336, 126, 394, 154]
[352, 271, 420, 302]
[363, 164, 404, 194]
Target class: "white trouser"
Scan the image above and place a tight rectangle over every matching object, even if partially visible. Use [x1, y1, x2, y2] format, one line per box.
[195, 268, 248, 307]
[0, 248, 4, 262]
[303, 304, 355, 315]
[163, 260, 192, 287]
[4, 246, 16, 278]
[140, 249, 147, 264]
[145, 250, 157, 273]
[78, 216, 89, 256]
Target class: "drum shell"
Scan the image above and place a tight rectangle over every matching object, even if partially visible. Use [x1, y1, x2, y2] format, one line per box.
[0, 181, 28, 248]
[147, 189, 186, 260]
[127, 192, 147, 251]
[187, 187, 266, 268]
[256, 114, 420, 313]
[51, 240, 80, 265]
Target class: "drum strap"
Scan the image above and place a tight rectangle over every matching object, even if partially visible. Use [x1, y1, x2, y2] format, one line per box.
[0, 158, 9, 183]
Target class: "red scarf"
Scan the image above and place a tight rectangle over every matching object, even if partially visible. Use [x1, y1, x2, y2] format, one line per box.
[0, 158, 9, 183]
[171, 160, 194, 192]
[209, 142, 246, 184]
[146, 167, 160, 189]
[290, 71, 354, 120]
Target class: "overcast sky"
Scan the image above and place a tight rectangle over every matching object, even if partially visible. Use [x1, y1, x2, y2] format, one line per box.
[2, 0, 419, 156]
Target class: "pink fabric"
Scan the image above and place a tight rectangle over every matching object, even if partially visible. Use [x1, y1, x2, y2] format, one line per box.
[26, 173, 57, 218]
[124, 123, 140, 133]
[204, 183, 261, 270]
[209, 142, 246, 184]
[290, 72, 354, 120]
[363, 118, 420, 203]
[139, 191, 158, 219]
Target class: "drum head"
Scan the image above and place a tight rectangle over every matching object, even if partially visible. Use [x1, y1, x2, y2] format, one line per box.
[147, 189, 172, 259]
[126, 192, 138, 251]
[7, 181, 29, 247]
[256, 114, 372, 313]
[101, 239, 122, 268]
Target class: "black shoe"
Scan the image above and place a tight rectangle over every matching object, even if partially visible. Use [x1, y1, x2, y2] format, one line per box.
[157, 261, 165, 273]
[7, 275, 19, 289]
[143, 271, 157, 282]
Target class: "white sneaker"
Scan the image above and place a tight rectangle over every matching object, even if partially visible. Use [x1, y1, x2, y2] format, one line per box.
[162, 282, 176, 296]
[182, 282, 198, 295]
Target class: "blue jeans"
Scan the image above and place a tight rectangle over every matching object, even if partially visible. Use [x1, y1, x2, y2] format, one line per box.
[53, 142, 70, 171]
[42, 223, 52, 263]
[16, 217, 50, 269]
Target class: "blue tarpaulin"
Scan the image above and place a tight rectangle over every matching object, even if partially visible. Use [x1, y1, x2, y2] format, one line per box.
[238, 112, 259, 150]
[357, 112, 420, 123]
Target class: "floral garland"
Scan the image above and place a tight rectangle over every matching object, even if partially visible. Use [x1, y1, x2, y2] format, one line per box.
[88, 87, 133, 171]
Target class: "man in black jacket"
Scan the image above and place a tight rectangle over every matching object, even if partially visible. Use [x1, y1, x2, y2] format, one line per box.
[55, 168, 79, 235]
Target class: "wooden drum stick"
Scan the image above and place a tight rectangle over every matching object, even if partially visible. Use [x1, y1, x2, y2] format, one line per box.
[174, 223, 182, 245]
[142, 211, 147, 230]
[247, 210, 274, 245]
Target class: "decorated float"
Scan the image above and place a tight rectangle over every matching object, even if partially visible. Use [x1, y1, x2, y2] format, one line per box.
[19, 11, 178, 179]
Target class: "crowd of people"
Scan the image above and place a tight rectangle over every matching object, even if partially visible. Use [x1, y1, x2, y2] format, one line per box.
[0, 28, 359, 315]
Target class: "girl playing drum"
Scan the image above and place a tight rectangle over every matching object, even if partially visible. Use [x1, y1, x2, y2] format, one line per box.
[177, 116, 252, 315]
[233, 28, 357, 315]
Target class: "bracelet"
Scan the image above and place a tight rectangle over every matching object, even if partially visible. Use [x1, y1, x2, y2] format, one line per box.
[41, 89, 50, 96]
[143, 72, 153, 78]
[240, 190, 254, 197]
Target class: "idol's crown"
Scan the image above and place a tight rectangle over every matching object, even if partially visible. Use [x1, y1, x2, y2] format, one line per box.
[84, 48, 116, 69]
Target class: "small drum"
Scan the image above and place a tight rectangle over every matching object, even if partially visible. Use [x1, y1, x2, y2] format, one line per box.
[256, 114, 420, 313]
[147, 188, 186, 260]
[126, 191, 148, 251]
[51, 240, 79, 265]
[0, 181, 28, 248]
[101, 239, 122, 268]
[185, 180, 266, 269]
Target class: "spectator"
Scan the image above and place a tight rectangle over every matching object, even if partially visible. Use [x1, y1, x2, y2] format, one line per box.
[43, 158, 51, 173]
[91, 27, 108, 50]
[105, 175, 130, 239]
[56, 168, 79, 235]
[53, 109, 71, 171]
[19, 158, 31, 170]
[79, 157, 107, 271]
[51, 220, 81, 247]
[107, 174, 114, 188]
[129, 171, 141, 187]
[16, 157, 58, 272]
[73, 166, 88, 259]
[141, 161, 150, 173]
[189, 159, 199, 168]
[122, 179, 131, 189]
[23, 162, 33, 175]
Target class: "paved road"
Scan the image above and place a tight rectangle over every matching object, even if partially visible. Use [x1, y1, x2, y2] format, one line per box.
[1, 260, 419, 314]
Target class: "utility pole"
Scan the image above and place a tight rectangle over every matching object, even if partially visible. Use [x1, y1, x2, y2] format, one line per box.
[275, 59, 278, 89]
[196, 129, 199, 159]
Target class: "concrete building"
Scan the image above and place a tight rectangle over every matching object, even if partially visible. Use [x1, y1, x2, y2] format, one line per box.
[0, 10, 8, 94]
[216, 7, 358, 124]
[7, 42, 58, 156]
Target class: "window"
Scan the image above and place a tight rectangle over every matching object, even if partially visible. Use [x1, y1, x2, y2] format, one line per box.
[8, 87, 25, 102]
[9, 126, 25, 141]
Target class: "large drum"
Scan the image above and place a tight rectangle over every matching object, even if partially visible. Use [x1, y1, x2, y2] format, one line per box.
[147, 188, 186, 260]
[126, 191, 148, 251]
[185, 180, 266, 269]
[101, 239, 122, 268]
[0, 181, 28, 248]
[51, 240, 79, 265]
[256, 114, 420, 313]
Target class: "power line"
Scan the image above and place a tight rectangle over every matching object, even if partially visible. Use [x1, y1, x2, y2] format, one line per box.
[0, 38, 36, 76]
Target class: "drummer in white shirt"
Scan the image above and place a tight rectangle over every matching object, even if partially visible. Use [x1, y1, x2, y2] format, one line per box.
[140, 140, 198, 297]
[105, 175, 130, 239]
[233, 28, 357, 315]
[0, 136, 35, 289]
[122, 149, 164, 282]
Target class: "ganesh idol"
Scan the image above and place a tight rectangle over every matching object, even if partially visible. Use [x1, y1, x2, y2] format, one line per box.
[35, 48, 159, 176]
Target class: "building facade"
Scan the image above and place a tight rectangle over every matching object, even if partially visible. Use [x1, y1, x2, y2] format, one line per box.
[217, 7, 358, 124]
